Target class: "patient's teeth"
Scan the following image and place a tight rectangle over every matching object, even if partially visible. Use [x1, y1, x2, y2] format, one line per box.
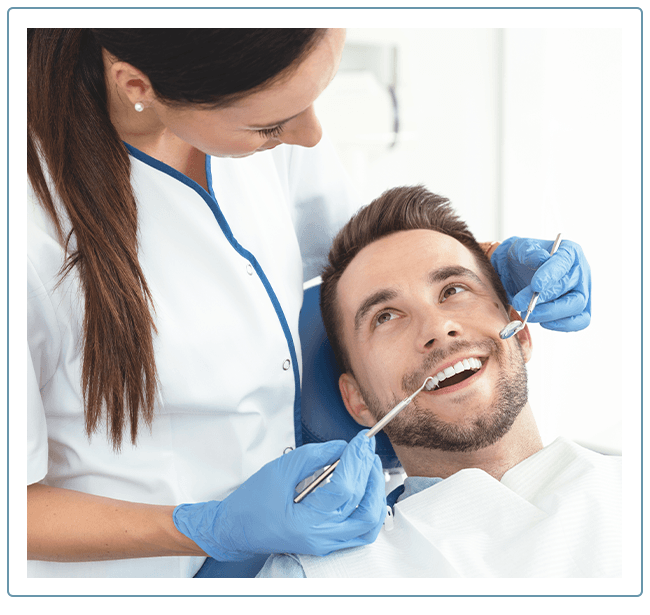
[427, 357, 484, 392]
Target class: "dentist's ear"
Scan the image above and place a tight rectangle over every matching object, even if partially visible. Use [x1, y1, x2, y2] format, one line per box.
[339, 373, 378, 428]
[507, 306, 533, 362]
[107, 56, 156, 109]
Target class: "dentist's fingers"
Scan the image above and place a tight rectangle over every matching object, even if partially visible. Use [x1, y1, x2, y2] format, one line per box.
[351, 456, 386, 538]
[286, 441, 348, 494]
[304, 430, 379, 516]
[529, 244, 575, 291]
[523, 290, 589, 324]
[539, 311, 591, 332]
[316, 453, 387, 552]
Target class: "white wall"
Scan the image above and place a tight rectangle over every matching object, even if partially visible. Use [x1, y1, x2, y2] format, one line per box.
[500, 28, 625, 454]
[316, 28, 502, 240]
[317, 26, 634, 454]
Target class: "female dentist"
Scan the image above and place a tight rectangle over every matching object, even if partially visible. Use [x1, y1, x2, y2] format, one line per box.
[27, 28, 590, 578]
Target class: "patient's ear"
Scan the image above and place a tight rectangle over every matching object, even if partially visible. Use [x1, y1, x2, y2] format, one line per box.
[339, 373, 377, 428]
[507, 305, 533, 362]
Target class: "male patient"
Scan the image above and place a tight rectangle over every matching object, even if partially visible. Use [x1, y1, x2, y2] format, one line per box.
[257, 185, 621, 578]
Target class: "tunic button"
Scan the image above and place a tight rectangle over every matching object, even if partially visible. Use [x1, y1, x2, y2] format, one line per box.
[246, 263, 254, 275]
[283, 446, 294, 455]
[282, 359, 291, 370]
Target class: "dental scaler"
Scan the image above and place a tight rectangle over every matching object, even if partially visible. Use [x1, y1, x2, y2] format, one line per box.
[293, 376, 435, 504]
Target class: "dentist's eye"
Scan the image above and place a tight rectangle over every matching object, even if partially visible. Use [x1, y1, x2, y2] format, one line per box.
[440, 284, 467, 302]
[374, 310, 399, 327]
[257, 124, 285, 138]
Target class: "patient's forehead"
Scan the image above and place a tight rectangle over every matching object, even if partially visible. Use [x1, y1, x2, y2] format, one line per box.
[338, 229, 484, 318]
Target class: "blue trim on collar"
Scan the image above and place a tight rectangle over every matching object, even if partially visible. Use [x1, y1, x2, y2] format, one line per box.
[124, 142, 303, 447]
[124, 141, 211, 196]
[205, 152, 216, 199]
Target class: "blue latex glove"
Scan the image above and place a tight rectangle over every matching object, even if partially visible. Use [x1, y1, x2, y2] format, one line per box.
[491, 236, 591, 332]
[173, 429, 386, 561]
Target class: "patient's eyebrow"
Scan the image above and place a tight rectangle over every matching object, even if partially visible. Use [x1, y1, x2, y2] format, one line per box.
[354, 288, 398, 332]
[428, 265, 486, 288]
[353, 266, 487, 332]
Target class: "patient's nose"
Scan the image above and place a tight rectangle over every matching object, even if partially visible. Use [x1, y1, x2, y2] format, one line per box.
[417, 312, 463, 352]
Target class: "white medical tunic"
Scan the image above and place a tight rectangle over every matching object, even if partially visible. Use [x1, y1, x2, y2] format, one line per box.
[27, 136, 360, 578]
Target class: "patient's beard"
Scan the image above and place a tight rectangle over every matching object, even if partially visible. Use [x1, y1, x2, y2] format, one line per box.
[361, 339, 529, 453]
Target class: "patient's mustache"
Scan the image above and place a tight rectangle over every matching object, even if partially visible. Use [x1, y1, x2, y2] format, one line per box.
[402, 339, 499, 392]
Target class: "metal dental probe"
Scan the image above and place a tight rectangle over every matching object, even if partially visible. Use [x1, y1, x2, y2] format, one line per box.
[293, 376, 435, 504]
[499, 233, 563, 340]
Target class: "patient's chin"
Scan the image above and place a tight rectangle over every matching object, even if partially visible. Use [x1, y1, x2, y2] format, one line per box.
[384, 406, 520, 453]
[380, 351, 529, 453]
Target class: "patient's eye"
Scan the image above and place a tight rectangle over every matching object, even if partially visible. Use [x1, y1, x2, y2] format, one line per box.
[440, 284, 467, 302]
[374, 310, 398, 327]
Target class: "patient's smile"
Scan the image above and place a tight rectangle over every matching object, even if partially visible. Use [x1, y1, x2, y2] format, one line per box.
[424, 356, 485, 392]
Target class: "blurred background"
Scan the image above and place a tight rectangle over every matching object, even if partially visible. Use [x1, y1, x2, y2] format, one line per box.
[315, 27, 631, 455]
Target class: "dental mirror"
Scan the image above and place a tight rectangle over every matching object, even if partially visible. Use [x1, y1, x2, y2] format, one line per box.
[499, 233, 562, 340]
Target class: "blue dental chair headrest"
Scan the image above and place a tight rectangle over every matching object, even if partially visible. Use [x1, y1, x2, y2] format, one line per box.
[299, 281, 401, 469]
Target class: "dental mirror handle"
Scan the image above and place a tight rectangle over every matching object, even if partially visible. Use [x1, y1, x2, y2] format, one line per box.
[292, 459, 340, 504]
[520, 232, 563, 326]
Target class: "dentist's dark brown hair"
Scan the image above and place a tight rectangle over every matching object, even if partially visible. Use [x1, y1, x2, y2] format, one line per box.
[320, 185, 509, 375]
[28, 28, 324, 450]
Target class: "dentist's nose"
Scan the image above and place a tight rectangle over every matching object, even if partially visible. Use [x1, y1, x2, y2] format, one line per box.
[279, 105, 323, 148]
[416, 311, 464, 352]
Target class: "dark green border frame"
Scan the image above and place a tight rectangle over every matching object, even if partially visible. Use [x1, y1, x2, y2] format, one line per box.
[0, 2, 643, 610]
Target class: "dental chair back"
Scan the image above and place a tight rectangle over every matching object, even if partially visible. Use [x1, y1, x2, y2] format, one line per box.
[299, 279, 401, 469]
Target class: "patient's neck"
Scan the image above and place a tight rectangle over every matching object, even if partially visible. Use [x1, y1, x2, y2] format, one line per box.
[394, 405, 543, 481]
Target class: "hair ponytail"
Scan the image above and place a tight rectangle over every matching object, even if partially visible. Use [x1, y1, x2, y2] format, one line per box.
[28, 29, 157, 450]
[28, 28, 325, 450]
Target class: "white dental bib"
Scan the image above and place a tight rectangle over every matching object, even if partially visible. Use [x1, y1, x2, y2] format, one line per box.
[298, 438, 621, 578]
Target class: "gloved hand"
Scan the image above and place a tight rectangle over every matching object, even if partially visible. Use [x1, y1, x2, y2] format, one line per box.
[173, 429, 386, 561]
[491, 236, 591, 332]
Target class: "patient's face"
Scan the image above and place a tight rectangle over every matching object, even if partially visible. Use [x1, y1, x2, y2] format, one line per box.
[337, 229, 531, 452]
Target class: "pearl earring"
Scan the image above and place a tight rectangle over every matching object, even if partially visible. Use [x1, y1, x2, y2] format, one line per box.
[134, 102, 144, 113]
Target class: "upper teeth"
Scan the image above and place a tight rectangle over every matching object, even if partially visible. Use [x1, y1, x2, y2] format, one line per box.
[424, 357, 483, 390]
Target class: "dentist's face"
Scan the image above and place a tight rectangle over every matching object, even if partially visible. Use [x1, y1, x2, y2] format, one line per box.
[337, 229, 532, 452]
[151, 29, 346, 158]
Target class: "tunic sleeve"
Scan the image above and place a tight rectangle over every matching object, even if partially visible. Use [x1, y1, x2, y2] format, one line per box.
[255, 553, 307, 578]
[27, 339, 49, 484]
[27, 201, 64, 485]
[280, 133, 362, 281]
